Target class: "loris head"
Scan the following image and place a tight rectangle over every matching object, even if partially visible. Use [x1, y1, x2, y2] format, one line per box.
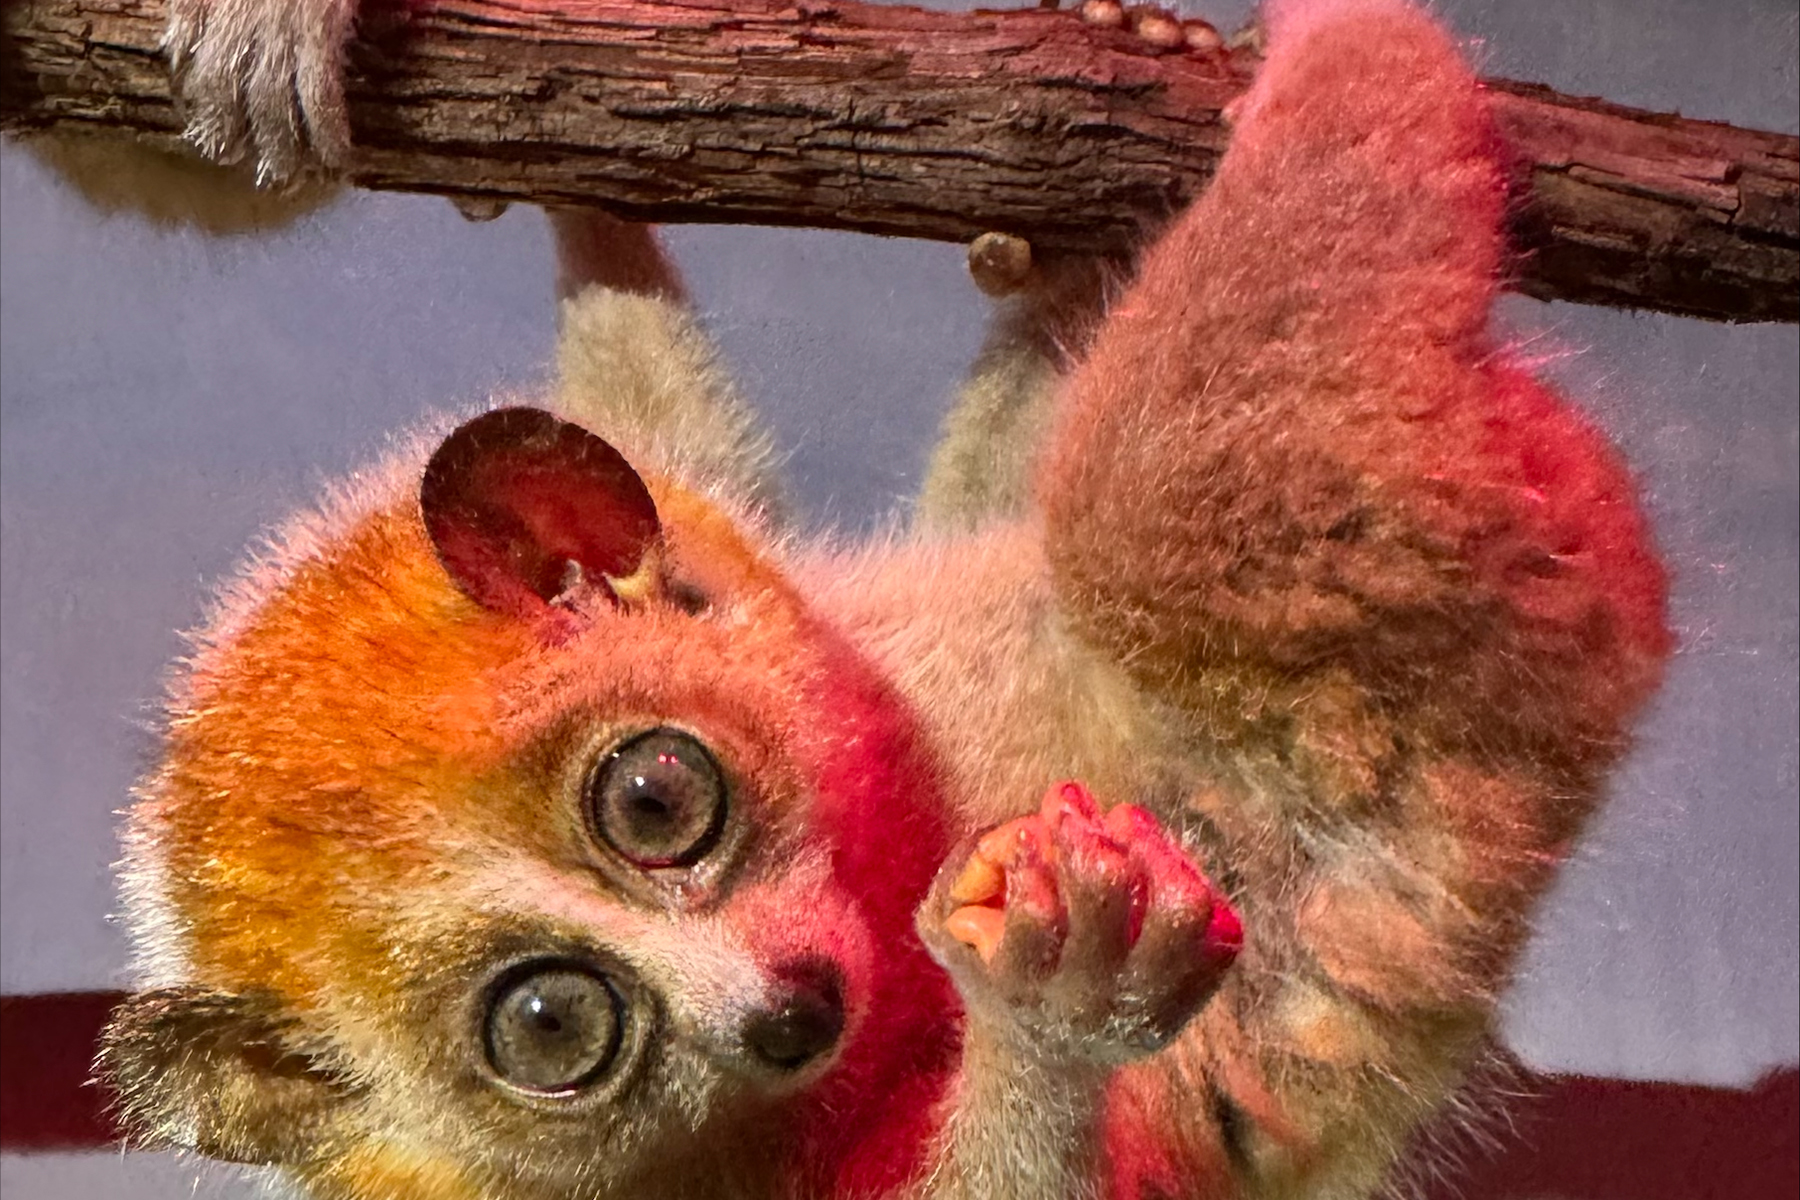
[100, 408, 959, 1200]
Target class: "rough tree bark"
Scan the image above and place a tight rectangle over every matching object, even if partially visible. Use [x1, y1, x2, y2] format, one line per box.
[2, 0, 1795, 322]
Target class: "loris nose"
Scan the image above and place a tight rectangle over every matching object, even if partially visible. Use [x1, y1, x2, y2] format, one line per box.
[742, 960, 845, 1072]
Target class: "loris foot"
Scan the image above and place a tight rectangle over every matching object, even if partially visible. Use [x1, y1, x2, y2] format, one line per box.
[923, 782, 1241, 1063]
[967, 232, 1035, 298]
[167, 0, 360, 183]
[1078, 0, 1226, 55]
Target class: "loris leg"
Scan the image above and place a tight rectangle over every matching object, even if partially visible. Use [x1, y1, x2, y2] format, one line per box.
[1043, 0, 1669, 749]
[918, 0, 1217, 535]
[916, 236, 1116, 532]
[1038, 0, 1669, 1192]
[547, 209, 786, 522]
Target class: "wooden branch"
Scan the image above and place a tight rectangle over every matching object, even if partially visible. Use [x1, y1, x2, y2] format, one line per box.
[4, 0, 1795, 322]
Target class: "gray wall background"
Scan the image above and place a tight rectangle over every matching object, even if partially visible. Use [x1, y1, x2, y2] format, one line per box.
[2, 0, 1795, 1192]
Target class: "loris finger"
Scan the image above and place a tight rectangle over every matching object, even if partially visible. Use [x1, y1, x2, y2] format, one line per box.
[1040, 781, 1130, 961]
[944, 905, 1006, 963]
[949, 814, 1050, 907]
[297, 2, 355, 165]
[1037, 782, 1138, 977]
[1049, 804, 1142, 983]
[944, 818, 1053, 964]
[243, 39, 306, 185]
[990, 847, 1065, 1003]
[180, 41, 253, 165]
[1114, 807, 1241, 1041]
[1040, 780, 1102, 827]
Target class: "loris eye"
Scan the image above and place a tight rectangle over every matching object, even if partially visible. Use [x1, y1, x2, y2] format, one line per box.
[587, 728, 727, 868]
[485, 965, 623, 1094]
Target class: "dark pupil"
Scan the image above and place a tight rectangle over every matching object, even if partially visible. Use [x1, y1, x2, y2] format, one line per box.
[486, 967, 621, 1094]
[594, 730, 724, 867]
[632, 777, 674, 820]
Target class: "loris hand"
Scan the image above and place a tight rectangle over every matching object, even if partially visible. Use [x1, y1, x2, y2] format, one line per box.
[167, 0, 360, 183]
[922, 783, 1241, 1064]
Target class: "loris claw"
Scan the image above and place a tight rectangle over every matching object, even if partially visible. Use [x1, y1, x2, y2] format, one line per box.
[929, 783, 1242, 1062]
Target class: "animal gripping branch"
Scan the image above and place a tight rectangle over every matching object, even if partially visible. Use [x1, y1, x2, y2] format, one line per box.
[2, 0, 1795, 321]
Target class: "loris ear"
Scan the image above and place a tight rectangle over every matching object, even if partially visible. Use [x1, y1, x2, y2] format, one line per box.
[421, 407, 662, 621]
[97, 987, 361, 1164]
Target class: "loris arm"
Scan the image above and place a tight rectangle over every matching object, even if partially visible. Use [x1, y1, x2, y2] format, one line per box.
[547, 209, 787, 522]
[1040, 0, 1669, 1191]
[917, 237, 1117, 532]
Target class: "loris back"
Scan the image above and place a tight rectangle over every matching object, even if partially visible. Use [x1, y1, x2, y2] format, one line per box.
[99, 2, 1670, 1198]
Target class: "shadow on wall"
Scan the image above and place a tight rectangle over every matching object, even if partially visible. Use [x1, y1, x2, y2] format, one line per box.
[3, 991, 1797, 1197]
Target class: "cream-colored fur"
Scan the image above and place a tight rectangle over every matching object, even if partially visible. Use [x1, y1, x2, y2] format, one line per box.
[554, 289, 785, 525]
[917, 250, 1117, 531]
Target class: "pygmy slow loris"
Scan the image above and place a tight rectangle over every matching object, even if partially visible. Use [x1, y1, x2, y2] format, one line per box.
[96, 1, 1671, 1197]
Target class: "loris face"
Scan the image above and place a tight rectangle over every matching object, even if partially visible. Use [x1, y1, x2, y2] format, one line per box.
[105, 410, 959, 1200]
